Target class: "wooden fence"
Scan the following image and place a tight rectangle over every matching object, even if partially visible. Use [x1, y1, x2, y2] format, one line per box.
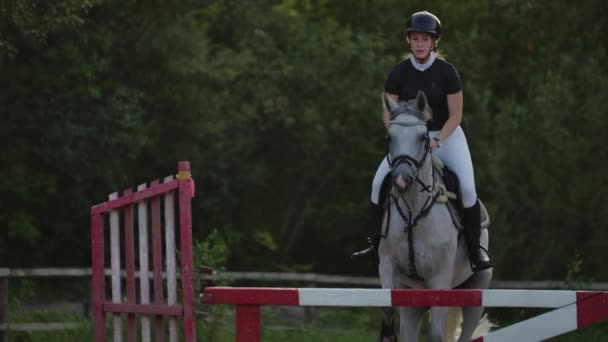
[1, 267, 606, 340]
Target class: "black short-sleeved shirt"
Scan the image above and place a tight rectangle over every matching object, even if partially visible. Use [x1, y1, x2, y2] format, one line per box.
[384, 58, 462, 131]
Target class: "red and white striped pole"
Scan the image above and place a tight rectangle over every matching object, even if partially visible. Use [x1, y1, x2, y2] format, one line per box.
[202, 287, 608, 342]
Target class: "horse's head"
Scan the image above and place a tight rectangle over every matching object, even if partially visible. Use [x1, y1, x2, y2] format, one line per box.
[383, 91, 432, 193]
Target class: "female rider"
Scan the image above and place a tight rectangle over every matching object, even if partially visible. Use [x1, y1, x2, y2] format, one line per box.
[352, 11, 491, 272]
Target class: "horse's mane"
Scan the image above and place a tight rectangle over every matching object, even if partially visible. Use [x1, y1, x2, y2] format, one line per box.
[391, 99, 432, 123]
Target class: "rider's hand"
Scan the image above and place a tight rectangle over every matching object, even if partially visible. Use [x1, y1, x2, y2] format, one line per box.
[430, 137, 441, 151]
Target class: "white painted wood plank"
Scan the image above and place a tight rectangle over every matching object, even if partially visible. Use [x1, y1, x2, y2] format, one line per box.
[482, 305, 577, 342]
[299, 289, 391, 306]
[164, 175, 178, 342]
[109, 192, 122, 342]
[137, 184, 151, 342]
[483, 290, 577, 308]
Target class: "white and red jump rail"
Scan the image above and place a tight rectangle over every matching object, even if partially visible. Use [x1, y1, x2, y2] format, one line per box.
[202, 287, 608, 342]
[91, 161, 196, 342]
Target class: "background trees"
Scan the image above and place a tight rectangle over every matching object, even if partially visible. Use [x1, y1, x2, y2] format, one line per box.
[1, 0, 607, 281]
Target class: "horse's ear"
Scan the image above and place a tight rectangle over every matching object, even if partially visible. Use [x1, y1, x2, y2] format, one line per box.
[415, 91, 428, 112]
[382, 92, 399, 115]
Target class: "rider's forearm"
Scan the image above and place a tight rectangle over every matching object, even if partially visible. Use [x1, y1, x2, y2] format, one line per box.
[436, 116, 460, 141]
[436, 91, 463, 141]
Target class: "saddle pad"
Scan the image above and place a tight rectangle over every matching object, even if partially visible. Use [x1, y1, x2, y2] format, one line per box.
[433, 156, 490, 231]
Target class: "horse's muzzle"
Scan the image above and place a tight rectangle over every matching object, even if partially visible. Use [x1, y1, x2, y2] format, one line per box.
[392, 163, 413, 192]
[394, 174, 409, 192]
[391, 156, 416, 193]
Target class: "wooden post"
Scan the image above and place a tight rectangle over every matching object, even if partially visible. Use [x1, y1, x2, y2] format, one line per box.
[0, 272, 8, 342]
[236, 305, 261, 342]
[177, 161, 196, 341]
[91, 213, 106, 342]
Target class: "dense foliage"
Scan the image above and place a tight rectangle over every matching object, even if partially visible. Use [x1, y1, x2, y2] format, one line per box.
[1, 0, 607, 281]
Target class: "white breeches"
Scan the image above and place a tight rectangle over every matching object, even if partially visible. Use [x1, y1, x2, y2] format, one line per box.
[371, 126, 478, 208]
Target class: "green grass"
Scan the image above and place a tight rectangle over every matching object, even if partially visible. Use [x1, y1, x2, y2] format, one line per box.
[4, 306, 608, 341]
[199, 307, 608, 342]
[552, 324, 608, 342]
[6, 323, 93, 342]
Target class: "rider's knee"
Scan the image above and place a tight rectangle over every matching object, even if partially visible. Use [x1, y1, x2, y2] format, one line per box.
[461, 185, 478, 208]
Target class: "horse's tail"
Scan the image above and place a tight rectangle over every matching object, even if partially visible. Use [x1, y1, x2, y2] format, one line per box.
[443, 307, 461, 342]
[443, 308, 495, 342]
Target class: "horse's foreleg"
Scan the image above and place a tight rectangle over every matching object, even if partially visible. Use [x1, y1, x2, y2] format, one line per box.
[379, 307, 396, 342]
[378, 256, 397, 341]
[427, 273, 453, 342]
[399, 306, 428, 342]
[458, 269, 493, 342]
[428, 306, 448, 342]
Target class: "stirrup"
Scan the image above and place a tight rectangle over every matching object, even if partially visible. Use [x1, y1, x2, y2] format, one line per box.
[351, 245, 375, 259]
[470, 245, 492, 272]
[471, 259, 493, 272]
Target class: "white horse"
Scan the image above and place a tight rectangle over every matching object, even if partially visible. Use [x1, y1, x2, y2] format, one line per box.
[378, 92, 493, 342]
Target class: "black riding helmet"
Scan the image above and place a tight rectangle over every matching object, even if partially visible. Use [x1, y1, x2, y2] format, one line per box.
[405, 11, 441, 38]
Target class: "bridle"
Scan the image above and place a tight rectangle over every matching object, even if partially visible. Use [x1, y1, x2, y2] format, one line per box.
[387, 120, 432, 191]
[384, 118, 440, 280]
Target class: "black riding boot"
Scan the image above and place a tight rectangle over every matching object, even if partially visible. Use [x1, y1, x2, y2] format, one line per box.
[351, 202, 383, 263]
[463, 200, 492, 272]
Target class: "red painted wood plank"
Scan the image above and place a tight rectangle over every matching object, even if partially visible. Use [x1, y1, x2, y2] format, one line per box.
[151, 180, 164, 342]
[104, 303, 183, 316]
[236, 305, 261, 342]
[123, 189, 137, 342]
[576, 291, 608, 328]
[91, 180, 178, 215]
[178, 161, 196, 342]
[203, 287, 300, 306]
[391, 289, 483, 307]
[91, 214, 106, 342]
